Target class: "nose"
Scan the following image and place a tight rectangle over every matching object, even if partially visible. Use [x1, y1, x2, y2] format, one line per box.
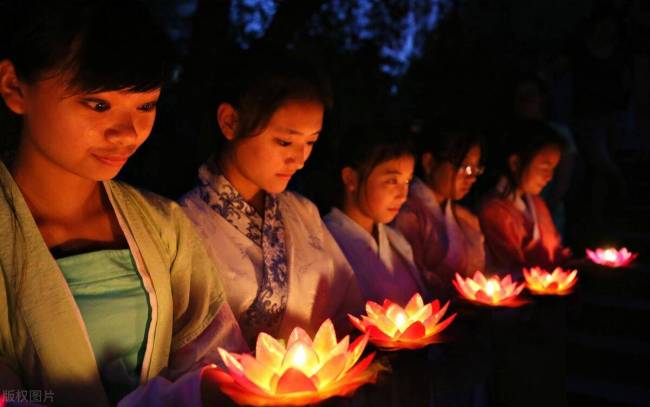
[286, 144, 309, 170]
[105, 113, 138, 146]
[396, 182, 409, 200]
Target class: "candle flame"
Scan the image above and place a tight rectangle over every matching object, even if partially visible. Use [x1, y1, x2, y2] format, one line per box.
[292, 344, 306, 368]
[485, 280, 498, 296]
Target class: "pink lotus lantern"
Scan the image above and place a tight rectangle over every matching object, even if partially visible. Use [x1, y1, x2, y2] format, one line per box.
[453, 271, 525, 307]
[523, 267, 578, 295]
[348, 293, 456, 351]
[210, 319, 382, 406]
[586, 247, 638, 268]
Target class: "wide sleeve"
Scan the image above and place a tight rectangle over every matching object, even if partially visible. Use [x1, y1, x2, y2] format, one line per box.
[320, 220, 364, 336]
[532, 197, 566, 264]
[394, 207, 445, 292]
[478, 200, 527, 275]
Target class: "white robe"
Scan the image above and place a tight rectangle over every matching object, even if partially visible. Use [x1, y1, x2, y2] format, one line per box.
[180, 189, 364, 343]
[324, 208, 430, 305]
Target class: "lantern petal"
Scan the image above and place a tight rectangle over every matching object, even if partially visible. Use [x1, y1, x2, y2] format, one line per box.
[219, 348, 244, 374]
[282, 341, 320, 376]
[287, 327, 313, 348]
[312, 319, 337, 360]
[410, 303, 432, 322]
[365, 325, 393, 341]
[405, 293, 424, 316]
[475, 290, 493, 304]
[473, 270, 486, 285]
[348, 315, 367, 334]
[256, 333, 286, 370]
[276, 368, 318, 394]
[366, 301, 384, 319]
[313, 353, 347, 387]
[240, 354, 275, 392]
[398, 321, 426, 340]
[385, 303, 407, 322]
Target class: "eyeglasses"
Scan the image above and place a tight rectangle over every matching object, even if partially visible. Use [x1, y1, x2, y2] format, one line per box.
[457, 164, 485, 177]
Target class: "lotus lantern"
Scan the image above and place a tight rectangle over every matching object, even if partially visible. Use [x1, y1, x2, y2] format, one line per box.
[523, 267, 578, 295]
[453, 271, 525, 307]
[586, 247, 637, 268]
[210, 319, 381, 406]
[348, 293, 456, 350]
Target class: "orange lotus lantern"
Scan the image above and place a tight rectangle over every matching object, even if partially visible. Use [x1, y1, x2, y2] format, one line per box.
[453, 271, 525, 307]
[348, 293, 456, 351]
[523, 267, 578, 295]
[210, 319, 382, 406]
[586, 247, 638, 268]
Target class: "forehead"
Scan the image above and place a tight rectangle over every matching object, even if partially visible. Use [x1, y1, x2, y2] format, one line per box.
[372, 155, 415, 175]
[266, 100, 324, 133]
[29, 74, 161, 101]
[532, 145, 562, 163]
[463, 144, 482, 163]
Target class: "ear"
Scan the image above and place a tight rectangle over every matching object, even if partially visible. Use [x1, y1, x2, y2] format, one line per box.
[341, 167, 359, 192]
[216, 103, 239, 141]
[0, 60, 26, 115]
[508, 154, 520, 174]
[421, 152, 435, 175]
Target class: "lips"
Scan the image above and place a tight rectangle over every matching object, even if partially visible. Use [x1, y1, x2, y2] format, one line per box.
[93, 153, 131, 167]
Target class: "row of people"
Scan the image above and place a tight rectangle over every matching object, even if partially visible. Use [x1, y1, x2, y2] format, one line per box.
[0, 1, 570, 405]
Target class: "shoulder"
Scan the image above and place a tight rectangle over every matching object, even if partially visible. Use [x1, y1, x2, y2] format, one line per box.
[279, 190, 321, 219]
[455, 204, 481, 230]
[384, 224, 411, 248]
[106, 180, 194, 234]
[478, 193, 517, 223]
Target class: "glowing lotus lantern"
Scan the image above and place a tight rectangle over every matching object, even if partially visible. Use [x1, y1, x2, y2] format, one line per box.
[348, 293, 456, 350]
[453, 271, 525, 307]
[210, 319, 381, 406]
[523, 267, 578, 295]
[586, 247, 638, 268]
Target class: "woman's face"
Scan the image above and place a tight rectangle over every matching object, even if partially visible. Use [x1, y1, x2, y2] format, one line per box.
[516, 145, 561, 195]
[354, 154, 414, 224]
[428, 144, 482, 201]
[226, 100, 324, 194]
[1, 66, 159, 181]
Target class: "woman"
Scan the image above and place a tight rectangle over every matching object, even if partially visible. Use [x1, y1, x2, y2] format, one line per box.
[323, 124, 430, 305]
[0, 1, 245, 405]
[179, 51, 363, 346]
[394, 126, 486, 293]
[478, 119, 569, 277]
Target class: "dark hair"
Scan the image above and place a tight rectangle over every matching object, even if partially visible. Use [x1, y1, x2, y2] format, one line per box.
[217, 49, 333, 142]
[416, 121, 484, 177]
[334, 122, 415, 208]
[0, 0, 174, 158]
[499, 119, 567, 197]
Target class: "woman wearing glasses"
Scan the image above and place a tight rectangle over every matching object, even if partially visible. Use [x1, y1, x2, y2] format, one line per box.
[394, 125, 486, 296]
[478, 120, 569, 278]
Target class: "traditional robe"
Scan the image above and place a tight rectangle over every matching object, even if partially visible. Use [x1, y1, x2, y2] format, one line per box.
[324, 208, 430, 305]
[0, 162, 246, 407]
[478, 184, 564, 277]
[179, 164, 363, 346]
[394, 178, 486, 290]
